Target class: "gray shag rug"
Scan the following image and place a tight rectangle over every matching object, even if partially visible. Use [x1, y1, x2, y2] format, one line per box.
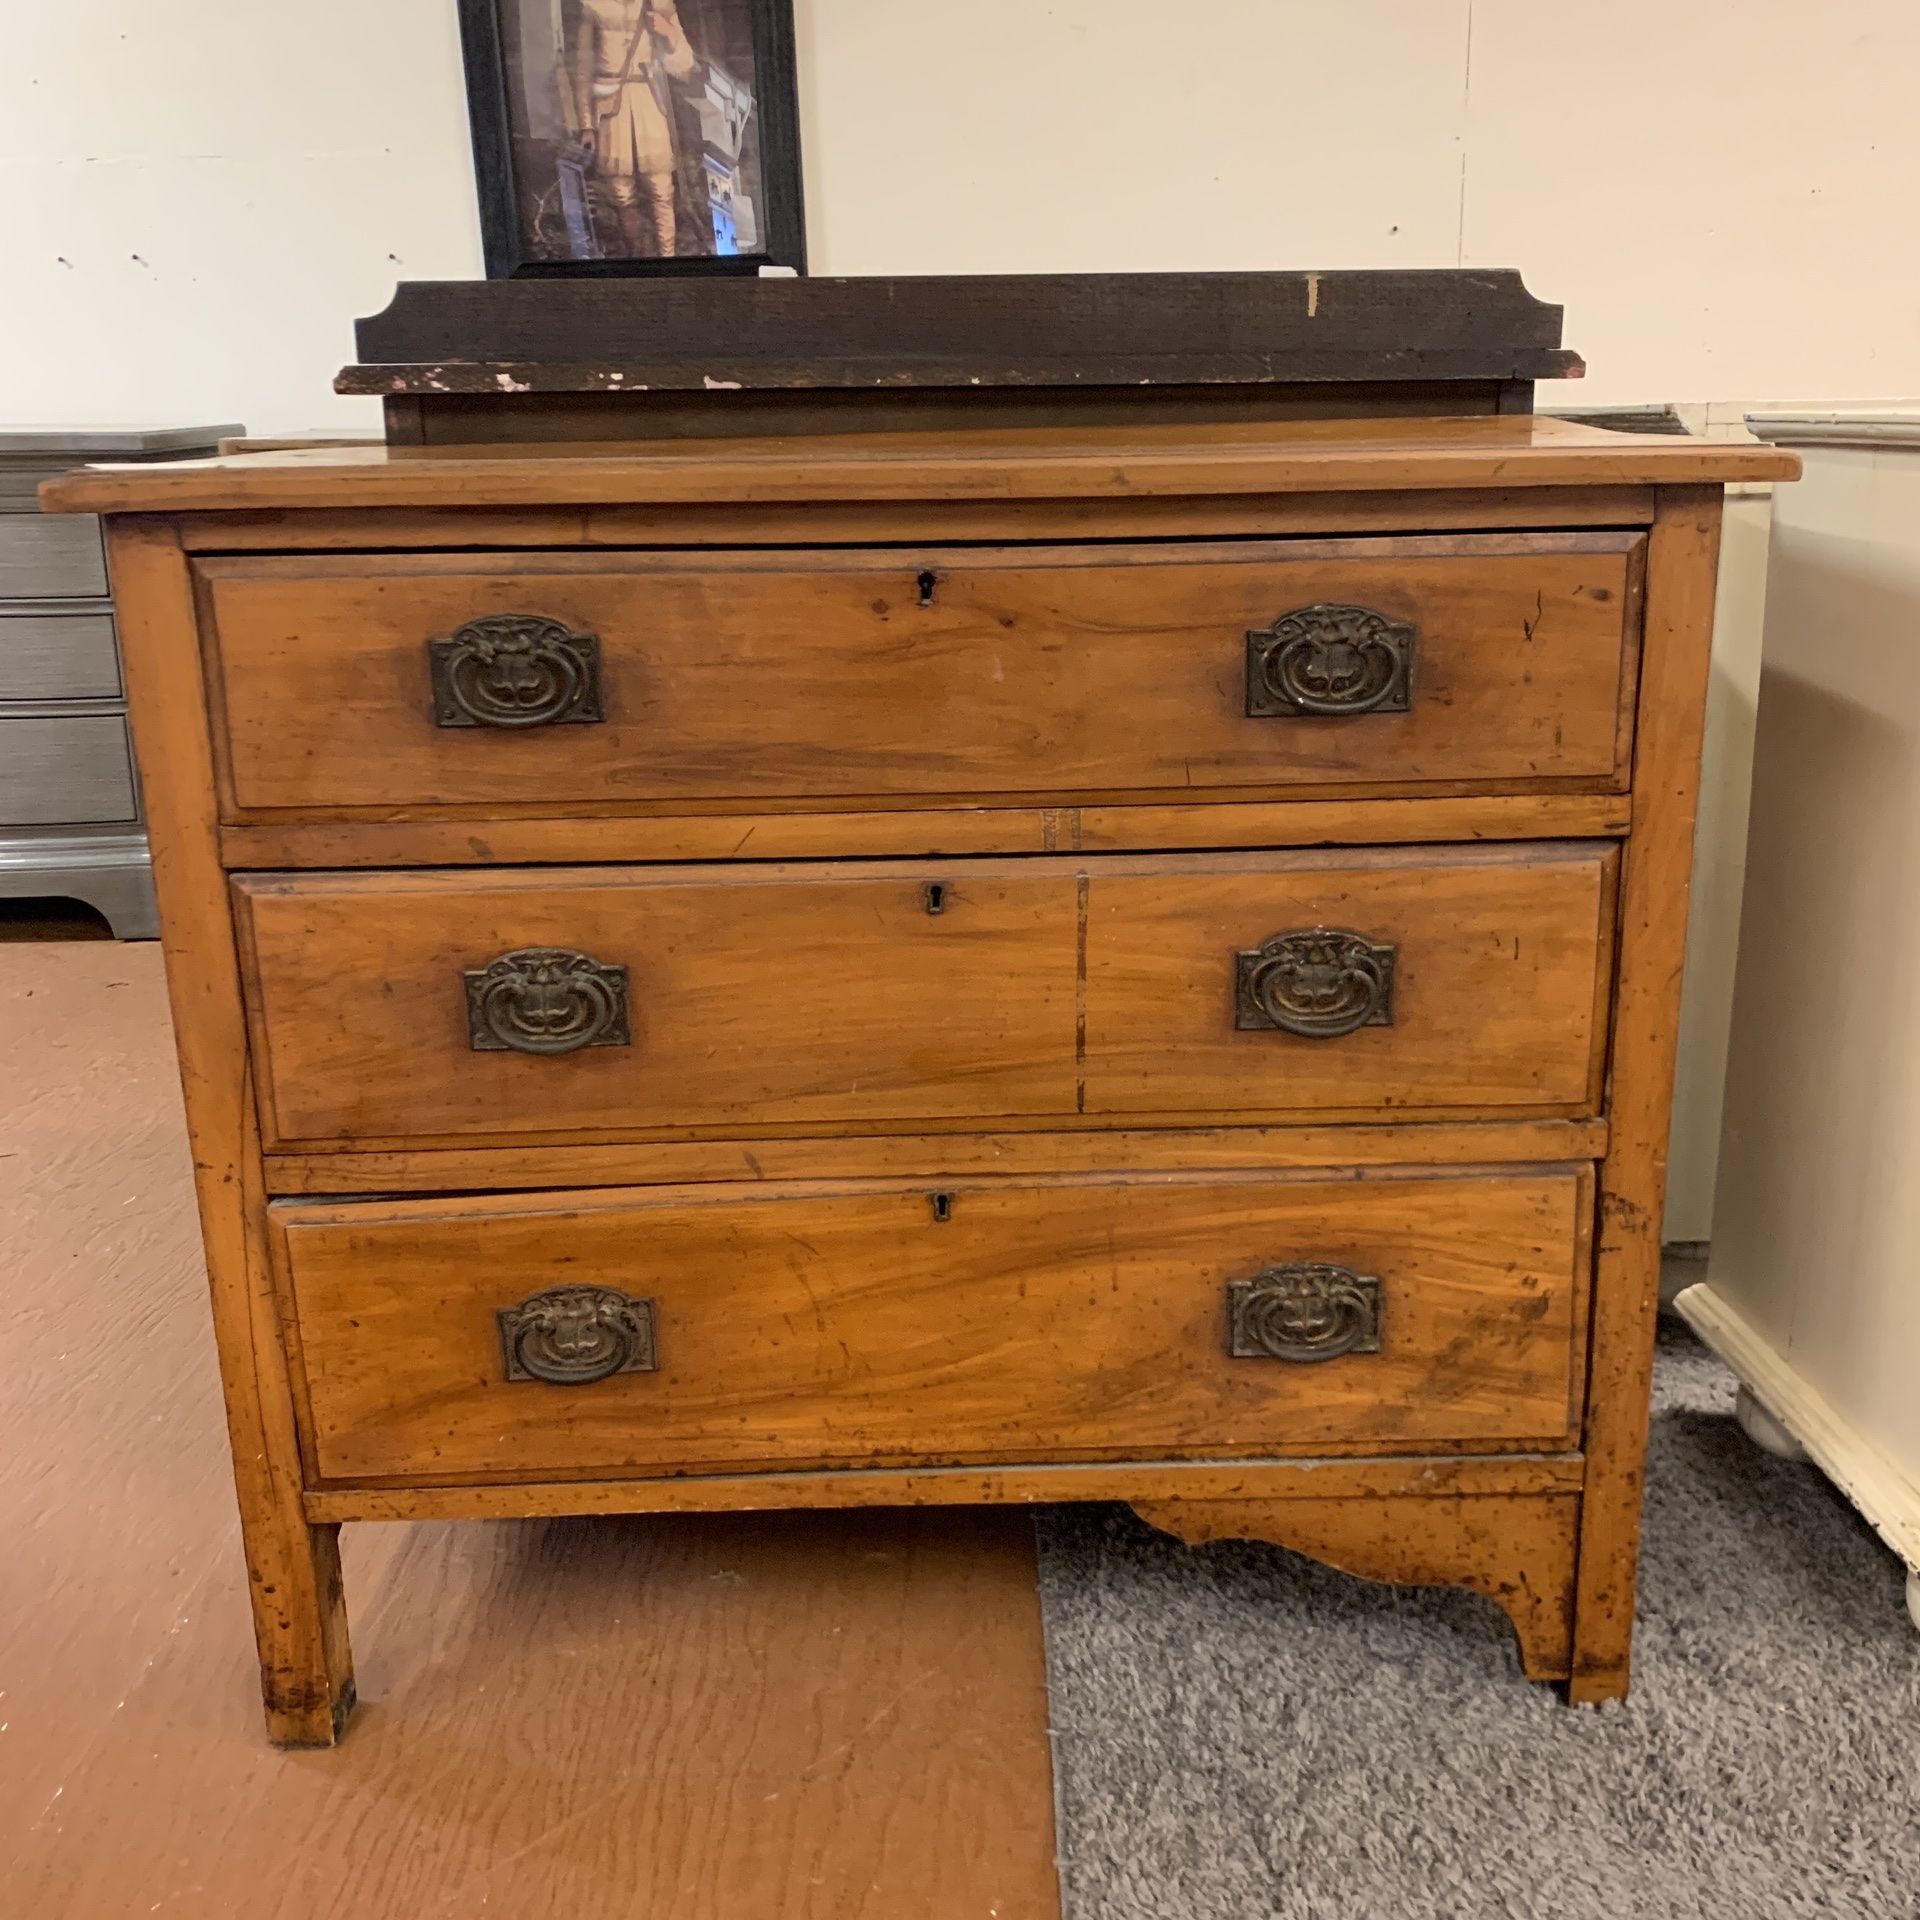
[1036, 1322, 1920, 1919]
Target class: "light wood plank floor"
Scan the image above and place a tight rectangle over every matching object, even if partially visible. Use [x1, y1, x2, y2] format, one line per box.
[0, 937, 1062, 1919]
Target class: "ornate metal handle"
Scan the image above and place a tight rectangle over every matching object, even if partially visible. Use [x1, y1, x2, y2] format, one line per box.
[1235, 928, 1396, 1038]
[465, 947, 631, 1055]
[498, 1285, 657, 1384]
[1246, 603, 1413, 716]
[429, 614, 604, 728]
[1228, 1264, 1381, 1362]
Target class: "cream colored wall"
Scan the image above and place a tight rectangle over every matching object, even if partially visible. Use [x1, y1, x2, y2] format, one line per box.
[7, 2, 1919, 425]
[1668, 411, 1914, 1242]
[6, 0, 1918, 1233]
[1666, 463, 1777, 1244]
[1698, 435, 1920, 1543]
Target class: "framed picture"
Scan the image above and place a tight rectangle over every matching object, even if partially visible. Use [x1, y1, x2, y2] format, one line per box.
[457, 0, 806, 277]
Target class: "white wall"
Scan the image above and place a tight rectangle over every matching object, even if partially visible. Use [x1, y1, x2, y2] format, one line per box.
[6, 1, 1919, 429]
[0, 6, 478, 430]
[6, 0, 1917, 1234]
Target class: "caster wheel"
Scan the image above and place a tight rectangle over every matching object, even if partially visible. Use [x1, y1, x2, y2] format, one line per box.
[1907, 1570, 1920, 1636]
[1735, 1385, 1809, 1462]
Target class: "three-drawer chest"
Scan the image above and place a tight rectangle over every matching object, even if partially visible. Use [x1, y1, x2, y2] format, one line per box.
[46, 272, 1797, 1743]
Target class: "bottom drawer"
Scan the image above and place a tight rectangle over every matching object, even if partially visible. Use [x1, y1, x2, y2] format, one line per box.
[274, 1168, 1593, 1484]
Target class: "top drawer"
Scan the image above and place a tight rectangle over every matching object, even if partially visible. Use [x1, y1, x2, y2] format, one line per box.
[197, 534, 1643, 818]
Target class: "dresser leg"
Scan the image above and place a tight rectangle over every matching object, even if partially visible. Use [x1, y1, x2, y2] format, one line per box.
[1568, 489, 1727, 1708]
[104, 524, 359, 1748]
[244, 1517, 357, 1747]
[1563, 1668, 1627, 1707]
[1128, 1492, 1578, 1685]
[74, 855, 160, 941]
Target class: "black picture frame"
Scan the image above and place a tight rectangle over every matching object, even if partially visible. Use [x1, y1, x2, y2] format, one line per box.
[456, 0, 806, 279]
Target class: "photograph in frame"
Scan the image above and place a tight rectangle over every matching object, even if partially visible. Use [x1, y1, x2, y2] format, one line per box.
[459, 0, 805, 277]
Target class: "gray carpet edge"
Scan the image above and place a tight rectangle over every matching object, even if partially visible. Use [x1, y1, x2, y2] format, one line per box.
[1033, 1320, 1920, 1920]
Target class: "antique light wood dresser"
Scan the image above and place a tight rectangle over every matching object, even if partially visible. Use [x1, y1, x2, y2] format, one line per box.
[46, 273, 1796, 1744]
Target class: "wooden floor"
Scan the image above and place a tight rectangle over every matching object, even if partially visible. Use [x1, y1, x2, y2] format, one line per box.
[0, 932, 1062, 1919]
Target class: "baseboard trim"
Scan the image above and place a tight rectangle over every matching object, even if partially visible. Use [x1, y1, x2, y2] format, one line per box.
[1673, 1280, 1920, 1573]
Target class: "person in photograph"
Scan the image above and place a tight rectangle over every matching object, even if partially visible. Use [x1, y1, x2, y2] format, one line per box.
[571, 0, 700, 257]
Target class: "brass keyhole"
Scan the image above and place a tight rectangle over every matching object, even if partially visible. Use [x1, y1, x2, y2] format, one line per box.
[917, 569, 939, 607]
[929, 1191, 954, 1223]
[925, 882, 947, 915]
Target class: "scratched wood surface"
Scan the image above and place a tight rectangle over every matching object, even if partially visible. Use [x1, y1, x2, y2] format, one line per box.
[40, 415, 1799, 518]
[231, 845, 1614, 1152]
[274, 1166, 1591, 1485]
[1131, 1491, 1580, 1682]
[213, 792, 1636, 872]
[0, 939, 1062, 1920]
[197, 536, 1639, 815]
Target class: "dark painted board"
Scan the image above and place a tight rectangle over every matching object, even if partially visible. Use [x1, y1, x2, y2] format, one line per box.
[385, 380, 1533, 446]
[344, 269, 1583, 394]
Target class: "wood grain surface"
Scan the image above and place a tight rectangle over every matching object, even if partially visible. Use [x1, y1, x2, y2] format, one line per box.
[259, 1117, 1611, 1197]
[273, 1168, 1591, 1485]
[107, 519, 355, 1746]
[40, 415, 1798, 517]
[52, 424, 1753, 1731]
[169, 485, 1664, 554]
[304, 1453, 1586, 1525]
[235, 859, 1081, 1145]
[1081, 842, 1616, 1119]
[215, 792, 1635, 871]
[232, 845, 1615, 1151]
[1130, 1491, 1580, 1681]
[0, 938, 1063, 1918]
[1570, 487, 1729, 1704]
[197, 536, 1640, 816]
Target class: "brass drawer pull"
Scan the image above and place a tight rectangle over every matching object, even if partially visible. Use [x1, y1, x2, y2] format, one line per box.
[429, 614, 604, 728]
[1246, 603, 1413, 717]
[465, 947, 631, 1054]
[1228, 1263, 1381, 1362]
[498, 1285, 657, 1385]
[1235, 928, 1396, 1038]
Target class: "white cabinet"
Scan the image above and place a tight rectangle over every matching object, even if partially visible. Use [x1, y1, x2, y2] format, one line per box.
[1677, 411, 1920, 1631]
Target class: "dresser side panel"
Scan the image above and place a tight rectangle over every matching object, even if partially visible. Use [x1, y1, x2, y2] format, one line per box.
[1571, 486, 1725, 1703]
[101, 517, 355, 1746]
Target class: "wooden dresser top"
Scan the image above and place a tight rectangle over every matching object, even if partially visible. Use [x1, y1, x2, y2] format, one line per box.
[42, 416, 1797, 516]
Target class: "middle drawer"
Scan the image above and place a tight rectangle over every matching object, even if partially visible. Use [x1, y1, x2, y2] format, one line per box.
[235, 844, 1617, 1149]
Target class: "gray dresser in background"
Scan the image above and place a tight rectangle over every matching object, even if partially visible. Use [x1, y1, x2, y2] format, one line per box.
[2, 426, 240, 936]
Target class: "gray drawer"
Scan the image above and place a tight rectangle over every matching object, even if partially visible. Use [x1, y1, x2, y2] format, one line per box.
[0, 610, 120, 700]
[0, 714, 138, 825]
[0, 512, 108, 598]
